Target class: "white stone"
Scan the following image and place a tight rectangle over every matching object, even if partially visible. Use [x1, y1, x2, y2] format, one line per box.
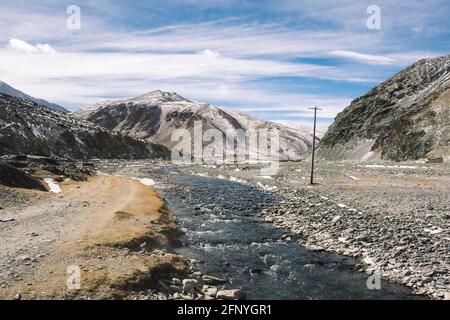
[331, 215, 342, 225]
[216, 289, 246, 300]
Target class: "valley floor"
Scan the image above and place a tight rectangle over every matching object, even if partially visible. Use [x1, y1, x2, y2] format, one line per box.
[0, 160, 448, 300]
[181, 161, 450, 300]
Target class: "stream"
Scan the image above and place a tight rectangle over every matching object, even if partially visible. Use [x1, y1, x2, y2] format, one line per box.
[155, 170, 420, 300]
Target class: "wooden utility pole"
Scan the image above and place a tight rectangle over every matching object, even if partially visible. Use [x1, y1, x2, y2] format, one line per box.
[308, 107, 321, 185]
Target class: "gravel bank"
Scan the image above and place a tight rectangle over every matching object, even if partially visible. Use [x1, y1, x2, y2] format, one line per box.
[181, 161, 450, 300]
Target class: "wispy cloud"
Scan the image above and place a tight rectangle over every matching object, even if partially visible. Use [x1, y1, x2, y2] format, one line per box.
[328, 50, 396, 65]
[0, 0, 447, 125]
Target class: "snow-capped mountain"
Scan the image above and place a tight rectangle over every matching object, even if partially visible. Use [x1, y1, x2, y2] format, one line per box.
[75, 90, 320, 161]
[318, 54, 450, 162]
[0, 80, 68, 113]
[0, 93, 169, 159]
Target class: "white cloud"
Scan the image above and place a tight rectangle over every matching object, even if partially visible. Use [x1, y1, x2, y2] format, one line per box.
[0, 50, 330, 82]
[8, 38, 56, 54]
[0, 52, 352, 121]
[8, 38, 39, 54]
[0, 0, 445, 125]
[35, 43, 57, 54]
[200, 49, 220, 58]
[328, 50, 396, 65]
[81, 23, 384, 60]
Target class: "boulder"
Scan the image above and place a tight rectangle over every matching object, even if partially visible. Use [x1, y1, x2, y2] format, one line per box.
[0, 163, 48, 191]
[216, 289, 246, 300]
[182, 279, 200, 294]
[204, 287, 218, 298]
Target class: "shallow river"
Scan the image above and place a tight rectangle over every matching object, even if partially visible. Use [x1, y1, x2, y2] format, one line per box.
[156, 171, 419, 300]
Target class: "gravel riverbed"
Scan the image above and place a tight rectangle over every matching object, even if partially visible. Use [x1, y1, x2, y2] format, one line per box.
[179, 161, 450, 300]
[4, 158, 447, 299]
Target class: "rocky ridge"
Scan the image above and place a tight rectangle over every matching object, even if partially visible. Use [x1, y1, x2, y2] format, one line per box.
[319, 54, 450, 162]
[0, 81, 68, 113]
[0, 93, 169, 159]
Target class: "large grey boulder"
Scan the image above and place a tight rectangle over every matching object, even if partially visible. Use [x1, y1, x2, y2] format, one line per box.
[0, 163, 49, 191]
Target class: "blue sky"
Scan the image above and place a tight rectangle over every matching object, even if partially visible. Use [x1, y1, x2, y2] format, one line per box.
[0, 0, 449, 126]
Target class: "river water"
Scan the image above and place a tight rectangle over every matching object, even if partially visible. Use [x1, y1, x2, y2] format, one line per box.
[155, 170, 419, 300]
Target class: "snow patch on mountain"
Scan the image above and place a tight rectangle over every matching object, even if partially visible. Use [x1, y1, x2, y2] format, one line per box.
[75, 90, 321, 161]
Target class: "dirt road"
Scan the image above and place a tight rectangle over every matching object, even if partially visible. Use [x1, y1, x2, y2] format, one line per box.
[0, 174, 188, 299]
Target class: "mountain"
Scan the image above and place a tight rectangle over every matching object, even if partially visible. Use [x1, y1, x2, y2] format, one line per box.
[0, 93, 170, 159]
[0, 81, 69, 113]
[74, 90, 320, 161]
[318, 54, 450, 162]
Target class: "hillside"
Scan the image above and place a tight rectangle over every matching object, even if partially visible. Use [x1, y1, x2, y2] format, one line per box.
[318, 54, 450, 162]
[75, 90, 320, 161]
[0, 81, 68, 113]
[0, 93, 169, 159]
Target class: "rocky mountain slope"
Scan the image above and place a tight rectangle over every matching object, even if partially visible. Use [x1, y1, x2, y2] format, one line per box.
[0, 93, 169, 159]
[75, 90, 320, 161]
[318, 54, 450, 162]
[0, 81, 68, 113]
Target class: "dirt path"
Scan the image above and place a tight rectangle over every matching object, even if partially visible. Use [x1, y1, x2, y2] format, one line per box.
[0, 174, 188, 300]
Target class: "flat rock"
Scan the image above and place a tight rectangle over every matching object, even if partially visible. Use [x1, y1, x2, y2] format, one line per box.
[204, 287, 218, 298]
[202, 275, 227, 285]
[182, 279, 200, 294]
[216, 289, 246, 300]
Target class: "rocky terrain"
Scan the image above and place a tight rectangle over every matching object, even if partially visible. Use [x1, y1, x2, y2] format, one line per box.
[319, 54, 450, 163]
[180, 161, 450, 300]
[0, 155, 96, 189]
[0, 93, 170, 159]
[74, 90, 322, 161]
[2, 156, 448, 300]
[0, 161, 245, 300]
[0, 81, 68, 113]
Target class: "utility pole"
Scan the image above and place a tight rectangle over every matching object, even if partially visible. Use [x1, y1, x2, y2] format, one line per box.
[308, 107, 321, 185]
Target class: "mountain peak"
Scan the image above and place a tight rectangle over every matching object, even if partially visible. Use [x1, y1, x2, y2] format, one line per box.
[131, 90, 190, 104]
[75, 91, 318, 160]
